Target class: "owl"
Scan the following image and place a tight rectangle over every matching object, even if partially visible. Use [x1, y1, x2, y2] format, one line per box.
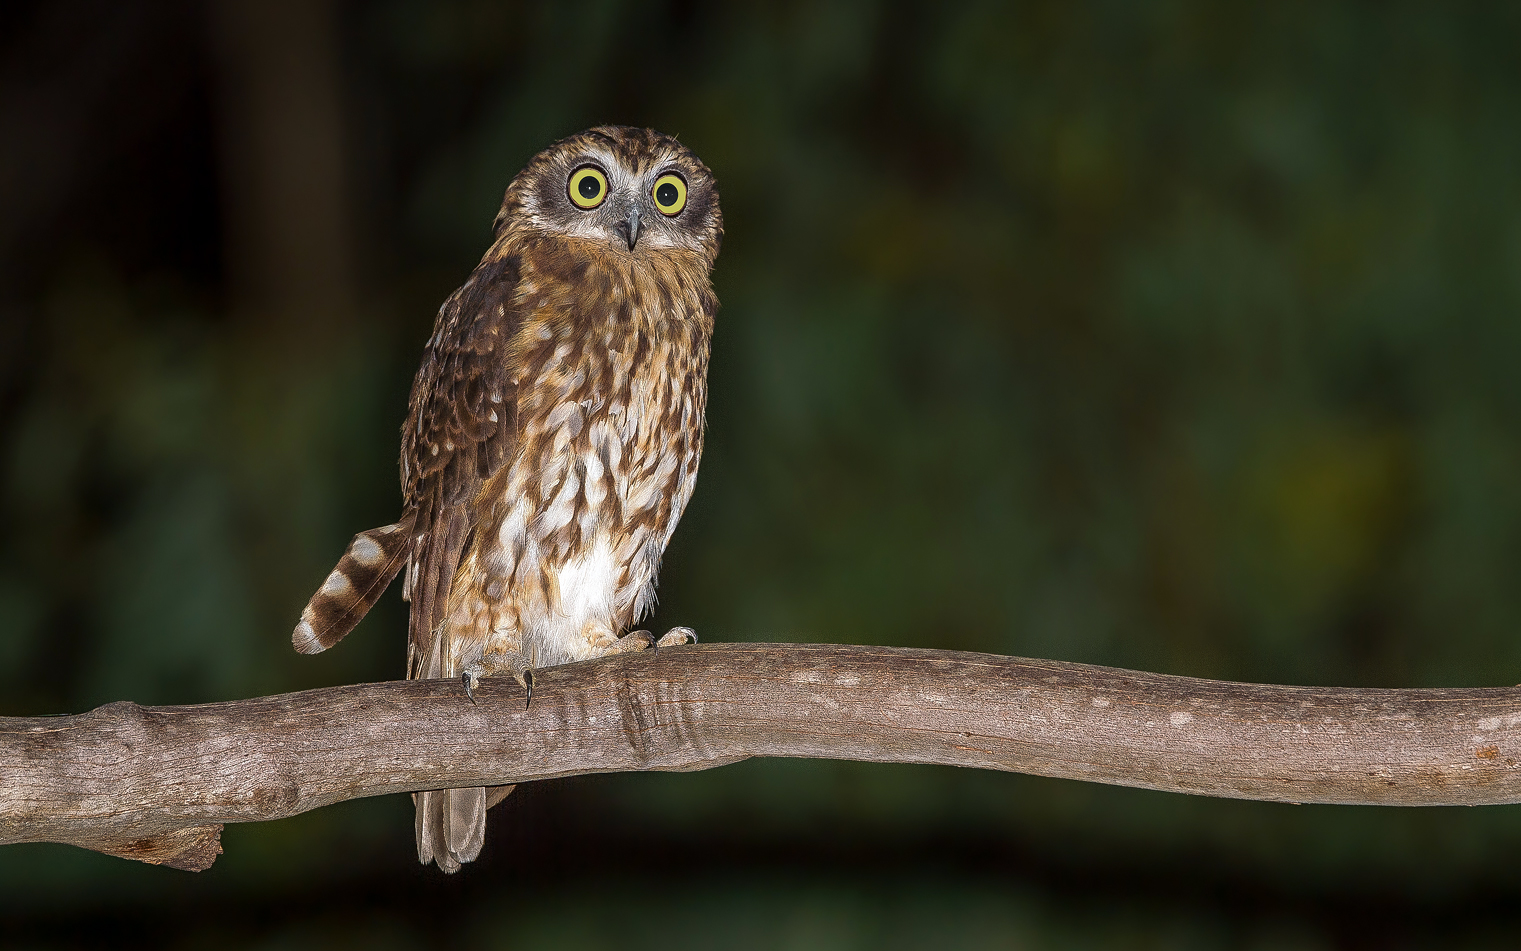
[289, 126, 721, 873]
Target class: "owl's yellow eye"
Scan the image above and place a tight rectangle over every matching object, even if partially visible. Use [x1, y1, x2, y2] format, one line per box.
[568, 167, 608, 209]
[652, 173, 687, 216]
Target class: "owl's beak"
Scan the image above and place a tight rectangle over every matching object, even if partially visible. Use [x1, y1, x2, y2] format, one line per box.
[615, 206, 642, 250]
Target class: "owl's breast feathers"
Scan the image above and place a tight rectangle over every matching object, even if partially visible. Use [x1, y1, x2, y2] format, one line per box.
[402, 238, 716, 677]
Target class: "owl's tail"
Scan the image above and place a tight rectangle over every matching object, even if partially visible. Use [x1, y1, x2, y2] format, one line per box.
[292, 512, 417, 654]
[415, 788, 483, 873]
[415, 785, 516, 873]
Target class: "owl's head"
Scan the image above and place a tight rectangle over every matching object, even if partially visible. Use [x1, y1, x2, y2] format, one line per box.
[497, 126, 722, 264]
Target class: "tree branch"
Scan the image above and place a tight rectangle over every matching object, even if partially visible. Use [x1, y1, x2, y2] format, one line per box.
[5, 643, 1521, 871]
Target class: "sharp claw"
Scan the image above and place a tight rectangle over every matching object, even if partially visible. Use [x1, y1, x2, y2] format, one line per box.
[462, 672, 477, 705]
[523, 669, 534, 710]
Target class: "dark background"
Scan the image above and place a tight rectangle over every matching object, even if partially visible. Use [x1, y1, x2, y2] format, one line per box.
[4, 1, 1521, 947]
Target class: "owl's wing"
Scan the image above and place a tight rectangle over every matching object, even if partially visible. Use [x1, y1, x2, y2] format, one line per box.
[402, 255, 524, 681]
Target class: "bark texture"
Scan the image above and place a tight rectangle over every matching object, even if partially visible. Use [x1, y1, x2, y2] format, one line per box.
[5, 644, 1521, 871]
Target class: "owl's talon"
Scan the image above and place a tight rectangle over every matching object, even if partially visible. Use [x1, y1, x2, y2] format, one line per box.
[462, 654, 532, 707]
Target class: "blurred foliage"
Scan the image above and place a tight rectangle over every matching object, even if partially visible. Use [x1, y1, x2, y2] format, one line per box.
[4, 0, 1521, 948]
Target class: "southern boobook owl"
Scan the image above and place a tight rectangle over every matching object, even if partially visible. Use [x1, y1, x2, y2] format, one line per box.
[290, 126, 721, 873]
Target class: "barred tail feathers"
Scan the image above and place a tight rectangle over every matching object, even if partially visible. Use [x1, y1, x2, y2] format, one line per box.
[292, 515, 415, 654]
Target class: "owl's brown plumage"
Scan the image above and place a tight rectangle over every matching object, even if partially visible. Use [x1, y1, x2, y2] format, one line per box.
[292, 126, 721, 872]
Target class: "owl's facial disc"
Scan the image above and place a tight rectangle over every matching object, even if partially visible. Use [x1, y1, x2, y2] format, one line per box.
[513, 130, 718, 259]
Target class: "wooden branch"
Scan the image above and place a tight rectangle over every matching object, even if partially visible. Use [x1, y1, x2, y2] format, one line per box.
[5, 643, 1521, 871]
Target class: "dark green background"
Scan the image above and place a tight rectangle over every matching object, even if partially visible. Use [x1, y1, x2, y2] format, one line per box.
[4, 1, 1521, 947]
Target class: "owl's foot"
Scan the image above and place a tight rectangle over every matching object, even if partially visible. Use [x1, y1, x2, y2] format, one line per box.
[607, 626, 699, 658]
[656, 626, 698, 648]
[462, 653, 535, 709]
[605, 629, 657, 654]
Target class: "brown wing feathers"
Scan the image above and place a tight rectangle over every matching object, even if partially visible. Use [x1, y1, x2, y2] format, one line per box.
[401, 257, 522, 680]
[405, 493, 471, 679]
[292, 256, 521, 663]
